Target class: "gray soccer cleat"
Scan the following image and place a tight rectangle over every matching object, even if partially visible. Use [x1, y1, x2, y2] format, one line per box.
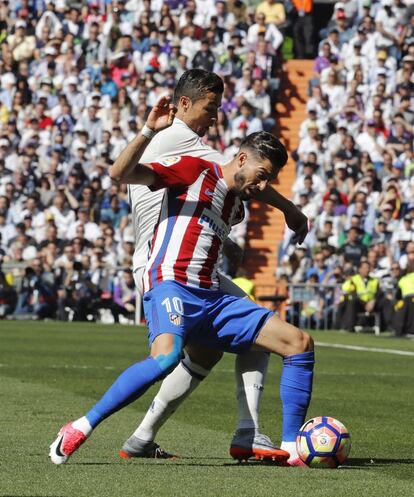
[119, 435, 176, 459]
[230, 429, 290, 463]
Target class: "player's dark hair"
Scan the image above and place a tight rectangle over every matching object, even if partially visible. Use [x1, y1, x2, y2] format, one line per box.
[173, 69, 224, 104]
[239, 132, 288, 177]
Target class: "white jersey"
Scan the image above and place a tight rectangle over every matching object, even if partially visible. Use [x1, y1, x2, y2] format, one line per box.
[129, 118, 225, 271]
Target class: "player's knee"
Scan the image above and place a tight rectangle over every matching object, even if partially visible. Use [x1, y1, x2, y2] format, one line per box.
[295, 330, 313, 354]
[152, 335, 184, 376]
[302, 331, 314, 351]
[153, 348, 182, 376]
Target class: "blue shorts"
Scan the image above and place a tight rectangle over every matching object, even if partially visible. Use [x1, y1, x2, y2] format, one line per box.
[143, 280, 273, 353]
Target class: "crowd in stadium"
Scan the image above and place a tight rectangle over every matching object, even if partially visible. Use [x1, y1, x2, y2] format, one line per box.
[0, 0, 413, 334]
[277, 0, 414, 334]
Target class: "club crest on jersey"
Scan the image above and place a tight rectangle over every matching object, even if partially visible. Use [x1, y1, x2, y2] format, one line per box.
[169, 313, 182, 326]
[159, 156, 181, 167]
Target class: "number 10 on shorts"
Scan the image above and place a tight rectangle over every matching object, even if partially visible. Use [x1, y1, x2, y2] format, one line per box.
[161, 297, 184, 315]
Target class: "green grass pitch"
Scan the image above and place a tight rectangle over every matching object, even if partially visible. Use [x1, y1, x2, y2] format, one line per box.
[1, 321, 413, 497]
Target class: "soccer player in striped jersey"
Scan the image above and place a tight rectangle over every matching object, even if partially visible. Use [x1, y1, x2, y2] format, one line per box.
[120, 70, 308, 463]
[49, 95, 314, 466]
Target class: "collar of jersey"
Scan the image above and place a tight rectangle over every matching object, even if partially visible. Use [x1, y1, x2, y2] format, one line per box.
[173, 117, 189, 130]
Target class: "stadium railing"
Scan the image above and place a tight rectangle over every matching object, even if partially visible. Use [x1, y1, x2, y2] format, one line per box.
[257, 282, 342, 330]
[3, 261, 344, 330]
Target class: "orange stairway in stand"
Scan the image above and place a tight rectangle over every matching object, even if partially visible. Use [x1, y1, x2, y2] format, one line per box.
[243, 59, 314, 296]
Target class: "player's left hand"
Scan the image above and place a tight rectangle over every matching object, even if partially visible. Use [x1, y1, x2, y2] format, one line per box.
[145, 95, 177, 132]
[285, 208, 308, 244]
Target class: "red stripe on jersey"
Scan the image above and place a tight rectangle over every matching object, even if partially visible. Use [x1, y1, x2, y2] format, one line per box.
[173, 171, 219, 285]
[197, 192, 237, 288]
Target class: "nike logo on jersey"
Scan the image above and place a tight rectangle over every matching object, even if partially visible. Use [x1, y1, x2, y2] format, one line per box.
[205, 188, 215, 197]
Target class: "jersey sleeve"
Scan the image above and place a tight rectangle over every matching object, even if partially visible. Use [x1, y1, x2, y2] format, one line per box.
[149, 156, 211, 190]
[156, 131, 226, 164]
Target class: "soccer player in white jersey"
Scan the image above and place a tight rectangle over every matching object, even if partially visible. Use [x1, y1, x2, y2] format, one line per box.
[50, 96, 313, 466]
[122, 69, 308, 462]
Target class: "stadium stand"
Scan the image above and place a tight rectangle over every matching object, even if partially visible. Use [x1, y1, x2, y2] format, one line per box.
[272, 0, 414, 334]
[0, 1, 413, 335]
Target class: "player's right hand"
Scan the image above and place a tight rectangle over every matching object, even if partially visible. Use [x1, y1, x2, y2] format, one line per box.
[285, 208, 308, 245]
[145, 95, 177, 132]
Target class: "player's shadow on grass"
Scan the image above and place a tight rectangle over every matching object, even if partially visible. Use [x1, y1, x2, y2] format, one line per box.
[343, 458, 414, 468]
[73, 457, 414, 468]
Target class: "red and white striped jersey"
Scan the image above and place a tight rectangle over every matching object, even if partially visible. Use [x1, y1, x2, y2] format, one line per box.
[143, 155, 244, 293]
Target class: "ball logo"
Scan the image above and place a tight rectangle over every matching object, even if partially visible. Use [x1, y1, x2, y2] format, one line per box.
[319, 435, 329, 446]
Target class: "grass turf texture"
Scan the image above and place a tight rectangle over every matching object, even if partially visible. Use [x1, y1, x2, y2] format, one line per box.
[1, 322, 413, 497]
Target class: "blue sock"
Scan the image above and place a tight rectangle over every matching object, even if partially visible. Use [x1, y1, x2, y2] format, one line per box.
[86, 356, 164, 428]
[280, 351, 314, 442]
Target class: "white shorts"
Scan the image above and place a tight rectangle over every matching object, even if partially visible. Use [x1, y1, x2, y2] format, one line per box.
[133, 267, 247, 299]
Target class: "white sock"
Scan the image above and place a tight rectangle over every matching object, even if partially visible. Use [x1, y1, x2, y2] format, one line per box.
[72, 416, 93, 436]
[235, 351, 270, 433]
[281, 441, 298, 461]
[132, 353, 210, 442]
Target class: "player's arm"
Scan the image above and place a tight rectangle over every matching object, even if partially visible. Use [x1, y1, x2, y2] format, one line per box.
[110, 96, 176, 185]
[110, 135, 157, 186]
[254, 186, 309, 244]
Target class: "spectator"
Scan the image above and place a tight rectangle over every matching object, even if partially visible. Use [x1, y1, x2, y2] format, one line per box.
[291, 0, 314, 59]
[399, 241, 414, 271]
[192, 38, 216, 71]
[8, 21, 36, 62]
[67, 208, 101, 243]
[214, 44, 243, 78]
[14, 259, 56, 319]
[100, 195, 128, 234]
[112, 268, 136, 322]
[38, 224, 64, 252]
[299, 273, 323, 329]
[338, 261, 384, 332]
[293, 161, 326, 194]
[340, 226, 368, 266]
[247, 11, 283, 52]
[244, 79, 275, 131]
[231, 101, 263, 139]
[256, 0, 286, 28]
[306, 252, 331, 283]
[57, 260, 101, 322]
[0, 258, 16, 318]
[356, 120, 386, 167]
[393, 265, 414, 336]
[375, 0, 400, 60]
[46, 192, 76, 240]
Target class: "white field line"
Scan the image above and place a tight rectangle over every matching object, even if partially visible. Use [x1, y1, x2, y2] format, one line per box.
[315, 341, 414, 357]
[0, 364, 407, 376]
[0, 342, 413, 373]
[0, 363, 117, 370]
